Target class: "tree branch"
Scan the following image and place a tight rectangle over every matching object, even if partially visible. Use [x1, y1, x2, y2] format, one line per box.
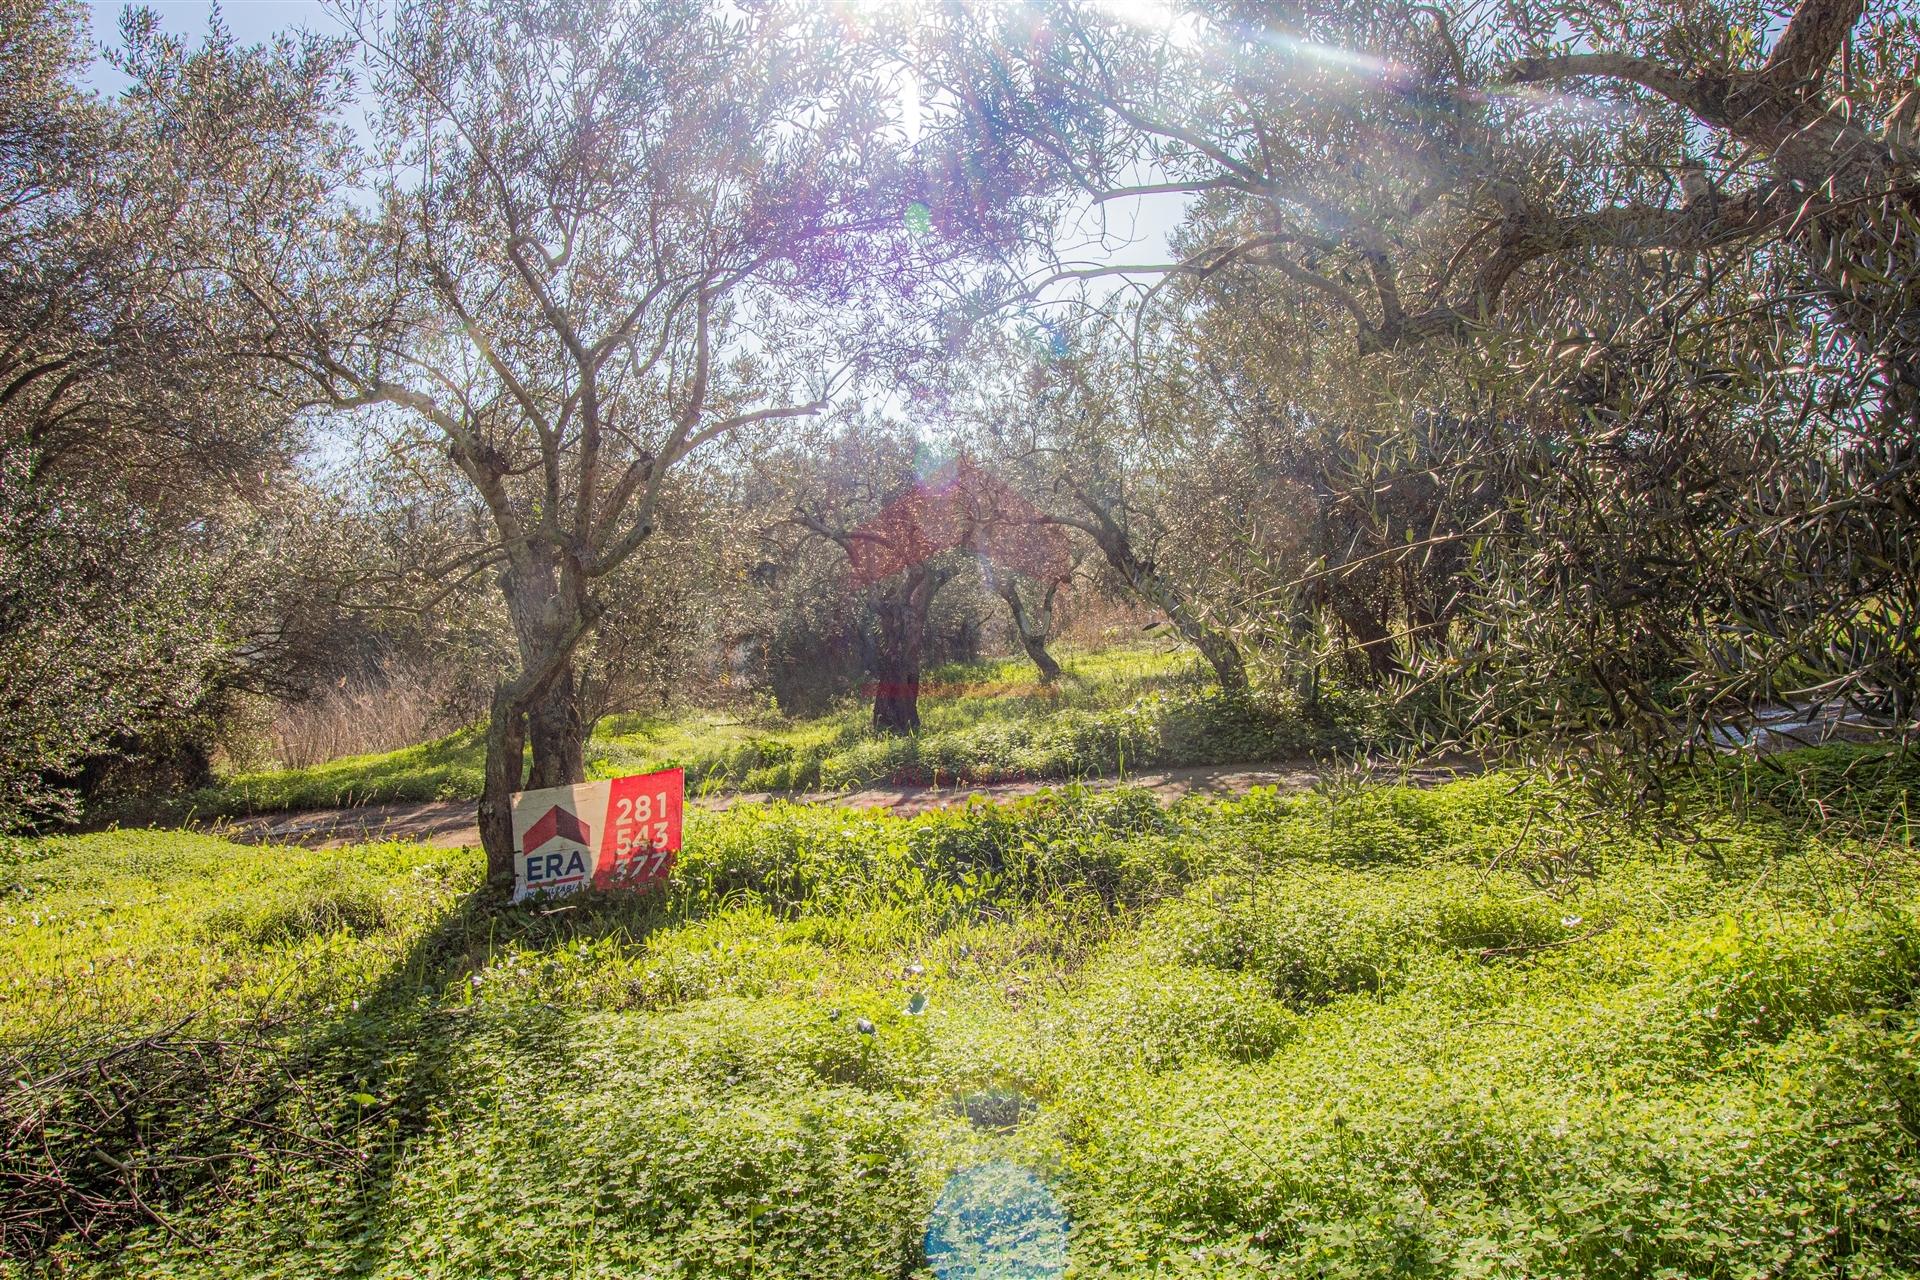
[1361, 184, 1787, 353]
[1504, 51, 1696, 108]
[1761, 0, 1865, 93]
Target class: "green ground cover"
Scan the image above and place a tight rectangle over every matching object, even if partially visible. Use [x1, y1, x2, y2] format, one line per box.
[6, 747, 1918, 1277]
[187, 646, 1359, 817]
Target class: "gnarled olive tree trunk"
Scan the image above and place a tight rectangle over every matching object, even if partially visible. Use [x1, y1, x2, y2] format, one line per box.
[1053, 498, 1248, 692]
[476, 551, 599, 886]
[998, 576, 1063, 684]
[868, 564, 953, 734]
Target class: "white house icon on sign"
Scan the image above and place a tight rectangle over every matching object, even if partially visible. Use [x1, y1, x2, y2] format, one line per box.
[523, 804, 593, 890]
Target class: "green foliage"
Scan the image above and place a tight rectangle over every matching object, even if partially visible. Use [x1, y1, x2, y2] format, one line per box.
[369, 1011, 933, 1279]
[1059, 958, 1299, 1072]
[7, 752, 1920, 1276]
[0, 452, 226, 830]
[184, 728, 491, 816]
[669, 785, 1183, 920]
[1677, 744, 1920, 837]
[187, 647, 1358, 816]
[196, 862, 395, 947]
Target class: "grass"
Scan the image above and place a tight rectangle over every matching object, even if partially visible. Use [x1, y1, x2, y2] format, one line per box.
[186, 645, 1362, 817]
[6, 745, 1919, 1276]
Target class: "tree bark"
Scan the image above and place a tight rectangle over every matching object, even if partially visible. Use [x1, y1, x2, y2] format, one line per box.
[1118, 555, 1247, 690]
[999, 577, 1063, 683]
[477, 681, 526, 887]
[870, 588, 923, 734]
[477, 554, 596, 886]
[1064, 500, 1249, 692]
[1328, 595, 1401, 684]
[869, 565, 951, 734]
[526, 663, 585, 789]
[1019, 626, 1062, 684]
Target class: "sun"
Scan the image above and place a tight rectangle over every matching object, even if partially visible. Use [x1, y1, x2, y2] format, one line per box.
[1088, 0, 1204, 48]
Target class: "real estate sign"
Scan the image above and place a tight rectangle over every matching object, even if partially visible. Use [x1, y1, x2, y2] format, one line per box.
[509, 767, 684, 903]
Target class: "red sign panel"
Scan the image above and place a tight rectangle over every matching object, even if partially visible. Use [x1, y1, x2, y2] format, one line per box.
[509, 767, 684, 902]
[594, 768, 684, 891]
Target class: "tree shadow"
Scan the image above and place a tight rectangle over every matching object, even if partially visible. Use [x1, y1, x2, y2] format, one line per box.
[283, 880, 692, 1273]
[4, 877, 688, 1270]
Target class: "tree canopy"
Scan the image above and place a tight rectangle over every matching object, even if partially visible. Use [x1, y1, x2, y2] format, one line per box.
[5, 0, 1918, 841]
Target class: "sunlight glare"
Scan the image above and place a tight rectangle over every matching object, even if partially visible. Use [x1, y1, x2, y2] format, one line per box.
[1087, 0, 1203, 50]
[1254, 28, 1395, 80]
[1481, 81, 1644, 124]
[902, 66, 922, 145]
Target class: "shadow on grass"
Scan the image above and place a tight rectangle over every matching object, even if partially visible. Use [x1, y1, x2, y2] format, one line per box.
[292, 879, 698, 1274]
[1, 879, 687, 1270]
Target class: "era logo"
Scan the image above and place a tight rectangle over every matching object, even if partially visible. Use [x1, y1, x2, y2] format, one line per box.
[522, 804, 593, 889]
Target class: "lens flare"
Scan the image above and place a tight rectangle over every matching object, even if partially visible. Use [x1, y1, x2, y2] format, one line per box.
[1480, 81, 1642, 124]
[1087, 0, 1204, 49]
[1255, 29, 1394, 79]
[924, 1160, 1070, 1280]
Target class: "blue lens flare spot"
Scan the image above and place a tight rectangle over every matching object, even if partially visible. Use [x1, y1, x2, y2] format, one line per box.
[924, 1160, 1069, 1280]
[904, 201, 933, 236]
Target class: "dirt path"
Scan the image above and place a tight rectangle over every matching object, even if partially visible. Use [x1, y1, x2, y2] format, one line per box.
[208, 757, 1482, 851]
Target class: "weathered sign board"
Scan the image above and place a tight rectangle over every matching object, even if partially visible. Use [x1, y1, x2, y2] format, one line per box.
[509, 767, 684, 903]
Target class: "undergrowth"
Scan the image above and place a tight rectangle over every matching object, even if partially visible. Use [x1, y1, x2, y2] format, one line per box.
[184, 646, 1359, 818]
[4, 746, 1917, 1277]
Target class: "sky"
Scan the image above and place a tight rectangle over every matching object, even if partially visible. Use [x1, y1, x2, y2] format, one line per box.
[78, 0, 1191, 277]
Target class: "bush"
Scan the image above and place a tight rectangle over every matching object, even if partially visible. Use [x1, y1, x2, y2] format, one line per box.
[0, 457, 226, 830]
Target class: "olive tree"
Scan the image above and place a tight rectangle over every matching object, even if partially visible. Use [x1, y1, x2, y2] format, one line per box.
[954, 321, 1254, 691]
[0, 0, 347, 824]
[933, 0, 1916, 396]
[930, 0, 1920, 745]
[790, 431, 970, 734]
[236, 0, 1006, 877]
